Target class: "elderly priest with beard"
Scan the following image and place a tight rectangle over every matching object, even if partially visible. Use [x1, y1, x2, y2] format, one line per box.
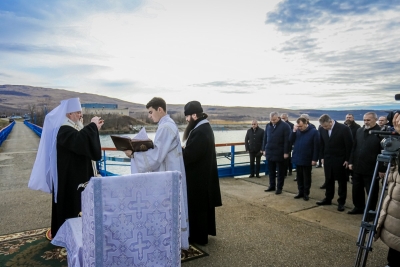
[182, 101, 222, 245]
[28, 98, 104, 239]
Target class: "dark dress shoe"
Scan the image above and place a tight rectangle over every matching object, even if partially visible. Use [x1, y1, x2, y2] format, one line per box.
[264, 187, 275, 192]
[249, 175, 254, 178]
[337, 204, 345, 212]
[275, 189, 282, 195]
[320, 183, 326, 189]
[294, 193, 304, 199]
[316, 199, 332, 205]
[303, 195, 309, 201]
[347, 208, 364, 215]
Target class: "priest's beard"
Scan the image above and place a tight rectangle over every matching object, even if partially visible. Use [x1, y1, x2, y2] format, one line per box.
[76, 120, 84, 130]
[183, 117, 197, 142]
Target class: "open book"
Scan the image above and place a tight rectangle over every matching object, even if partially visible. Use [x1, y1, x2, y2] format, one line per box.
[110, 128, 154, 152]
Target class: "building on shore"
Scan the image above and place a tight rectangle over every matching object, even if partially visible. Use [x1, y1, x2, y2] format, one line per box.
[81, 103, 129, 116]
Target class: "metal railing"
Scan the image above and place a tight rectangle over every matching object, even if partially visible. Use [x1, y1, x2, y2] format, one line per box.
[98, 142, 268, 177]
[0, 121, 16, 147]
[24, 120, 43, 137]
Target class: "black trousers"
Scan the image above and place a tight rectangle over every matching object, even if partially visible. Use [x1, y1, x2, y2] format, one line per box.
[296, 165, 312, 196]
[324, 163, 347, 205]
[268, 160, 285, 190]
[387, 247, 400, 267]
[351, 172, 379, 211]
[283, 154, 293, 175]
[249, 152, 262, 176]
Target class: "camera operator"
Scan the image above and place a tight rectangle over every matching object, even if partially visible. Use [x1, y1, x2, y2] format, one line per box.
[375, 112, 400, 267]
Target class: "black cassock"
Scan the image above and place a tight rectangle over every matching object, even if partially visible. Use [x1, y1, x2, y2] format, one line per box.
[51, 123, 101, 237]
[183, 119, 222, 245]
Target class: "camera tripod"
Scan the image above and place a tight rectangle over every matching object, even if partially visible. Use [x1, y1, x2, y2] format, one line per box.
[353, 151, 396, 267]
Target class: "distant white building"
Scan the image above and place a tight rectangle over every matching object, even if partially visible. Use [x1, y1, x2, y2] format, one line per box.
[81, 103, 129, 116]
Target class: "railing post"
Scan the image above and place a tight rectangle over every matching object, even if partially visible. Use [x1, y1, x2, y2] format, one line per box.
[103, 150, 107, 176]
[231, 145, 235, 176]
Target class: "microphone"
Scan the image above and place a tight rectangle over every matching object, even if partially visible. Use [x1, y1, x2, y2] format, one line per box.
[395, 94, 400, 101]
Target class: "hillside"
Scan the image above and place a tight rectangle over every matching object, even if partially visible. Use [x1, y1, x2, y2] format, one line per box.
[0, 84, 389, 122]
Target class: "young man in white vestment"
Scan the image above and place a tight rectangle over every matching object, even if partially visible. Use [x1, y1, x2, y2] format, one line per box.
[124, 97, 189, 249]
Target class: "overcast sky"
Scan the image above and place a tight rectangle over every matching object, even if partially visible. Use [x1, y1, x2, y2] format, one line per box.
[1, 0, 400, 110]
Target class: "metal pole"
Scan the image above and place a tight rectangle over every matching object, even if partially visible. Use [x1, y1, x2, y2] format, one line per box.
[231, 145, 235, 176]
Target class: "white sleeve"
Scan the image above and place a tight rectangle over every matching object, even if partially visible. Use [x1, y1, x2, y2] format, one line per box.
[130, 158, 139, 174]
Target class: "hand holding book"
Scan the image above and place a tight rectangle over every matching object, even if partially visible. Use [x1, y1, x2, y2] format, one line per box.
[110, 128, 154, 154]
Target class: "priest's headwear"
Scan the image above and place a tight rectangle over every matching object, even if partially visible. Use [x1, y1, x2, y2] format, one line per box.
[184, 101, 203, 116]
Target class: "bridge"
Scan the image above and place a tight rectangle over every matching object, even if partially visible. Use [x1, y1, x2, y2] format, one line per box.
[0, 119, 389, 266]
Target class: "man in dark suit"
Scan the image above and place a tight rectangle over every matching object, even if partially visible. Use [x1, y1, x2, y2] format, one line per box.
[263, 111, 291, 194]
[245, 120, 264, 178]
[316, 114, 353, 212]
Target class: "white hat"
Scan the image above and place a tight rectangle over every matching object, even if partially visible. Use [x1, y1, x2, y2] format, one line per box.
[28, 98, 82, 202]
[65, 98, 82, 113]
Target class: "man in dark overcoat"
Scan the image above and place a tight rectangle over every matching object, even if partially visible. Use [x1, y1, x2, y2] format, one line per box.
[348, 112, 385, 214]
[262, 111, 291, 194]
[317, 114, 353, 212]
[245, 120, 264, 178]
[182, 101, 222, 245]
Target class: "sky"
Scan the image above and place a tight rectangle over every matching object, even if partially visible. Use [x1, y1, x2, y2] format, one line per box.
[1, 0, 400, 110]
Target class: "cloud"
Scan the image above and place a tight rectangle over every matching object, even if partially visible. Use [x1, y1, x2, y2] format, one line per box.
[0, 72, 11, 77]
[0, 0, 145, 21]
[0, 43, 104, 59]
[266, 0, 400, 33]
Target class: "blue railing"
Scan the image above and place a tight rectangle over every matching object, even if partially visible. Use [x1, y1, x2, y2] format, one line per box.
[98, 144, 269, 178]
[23, 123, 268, 177]
[0, 121, 16, 147]
[24, 120, 43, 137]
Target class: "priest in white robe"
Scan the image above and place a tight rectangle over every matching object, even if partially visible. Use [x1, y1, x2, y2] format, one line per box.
[124, 97, 189, 249]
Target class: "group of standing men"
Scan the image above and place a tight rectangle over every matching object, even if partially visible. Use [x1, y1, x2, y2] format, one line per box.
[245, 111, 389, 214]
[29, 97, 222, 248]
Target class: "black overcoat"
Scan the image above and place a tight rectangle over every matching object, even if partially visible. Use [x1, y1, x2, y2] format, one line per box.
[52, 123, 101, 237]
[349, 124, 384, 175]
[245, 126, 264, 152]
[319, 121, 353, 168]
[183, 122, 222, 211]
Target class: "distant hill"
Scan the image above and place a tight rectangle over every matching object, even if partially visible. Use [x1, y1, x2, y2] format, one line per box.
[0, 84, 389, 122]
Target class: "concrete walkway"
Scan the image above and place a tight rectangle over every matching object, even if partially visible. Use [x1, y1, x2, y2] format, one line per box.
[0, 120, 389, 266]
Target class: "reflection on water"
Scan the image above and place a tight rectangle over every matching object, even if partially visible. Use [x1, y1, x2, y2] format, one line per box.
[100, 130, 248, 175]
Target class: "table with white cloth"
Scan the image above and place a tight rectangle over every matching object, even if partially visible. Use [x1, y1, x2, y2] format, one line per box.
[52, 171, 186, 267]
[51, 217, 83, 267]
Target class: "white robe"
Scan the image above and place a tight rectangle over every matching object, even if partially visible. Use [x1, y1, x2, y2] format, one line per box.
[130, 114, 189, 249]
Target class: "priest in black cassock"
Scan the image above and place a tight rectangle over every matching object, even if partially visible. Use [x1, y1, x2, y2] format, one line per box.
[28, 98, 104, 239]
[182, 101, 222, 245]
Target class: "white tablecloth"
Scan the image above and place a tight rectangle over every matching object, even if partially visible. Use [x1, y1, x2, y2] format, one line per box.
[51, 217, 83, 267]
